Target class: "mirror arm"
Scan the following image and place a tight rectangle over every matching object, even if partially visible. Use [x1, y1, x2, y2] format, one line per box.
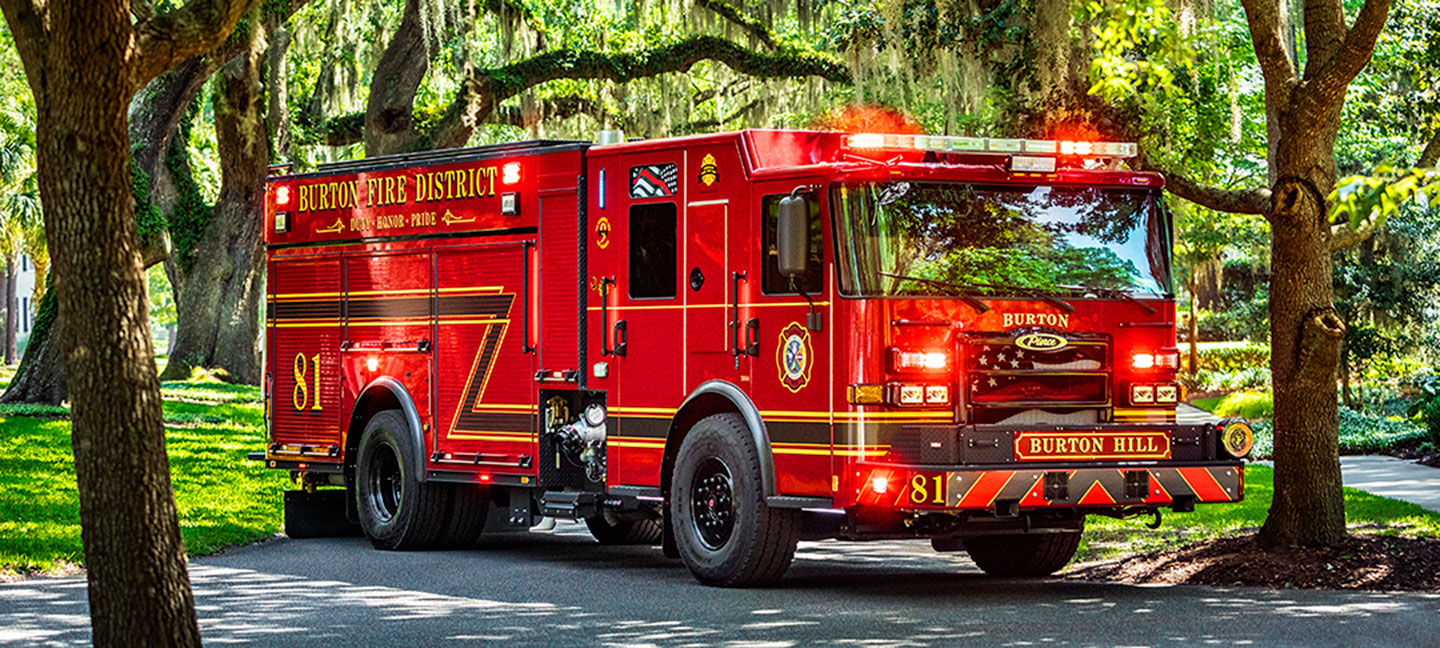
[790, 278, 823, 332]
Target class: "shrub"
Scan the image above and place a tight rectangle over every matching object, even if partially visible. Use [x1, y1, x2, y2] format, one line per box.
[1248, 408, 1428, 460]
[1190, 366, 1271, 391]
[1182, 342, 1270, 373]
[1214, 390, 1273, 419]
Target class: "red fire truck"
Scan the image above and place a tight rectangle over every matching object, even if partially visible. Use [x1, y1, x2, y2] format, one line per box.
[260, 129, 1253, 586]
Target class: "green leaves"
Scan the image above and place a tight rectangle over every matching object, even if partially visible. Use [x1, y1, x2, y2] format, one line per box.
[1083, 0, 1192, 104]
[1330, 165, 1440, 233]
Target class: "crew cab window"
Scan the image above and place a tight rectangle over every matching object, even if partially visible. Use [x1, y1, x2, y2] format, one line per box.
[761, 194, 824, 294]
[629, 202, 677, 299]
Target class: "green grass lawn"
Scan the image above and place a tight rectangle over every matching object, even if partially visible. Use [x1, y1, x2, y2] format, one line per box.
[1076, 464, 1440, 563]
[0, 378, 285, 576]
[1190, 396, 1223, 412]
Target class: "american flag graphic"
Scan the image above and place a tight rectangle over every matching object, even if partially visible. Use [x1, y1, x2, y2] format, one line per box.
[966, 342, 1104, 372]
[629, 164, 678, 198]
[966, 338, 1109, 404]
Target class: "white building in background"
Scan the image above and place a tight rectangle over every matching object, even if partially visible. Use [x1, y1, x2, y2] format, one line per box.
[14, 253, 36, 340]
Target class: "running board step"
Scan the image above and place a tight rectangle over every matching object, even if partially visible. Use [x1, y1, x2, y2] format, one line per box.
[539, 491, 600, 520]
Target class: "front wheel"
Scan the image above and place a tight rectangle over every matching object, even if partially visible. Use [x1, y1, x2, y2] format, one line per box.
[671, 413, 799, 587]
[963, 527, 1083, 577]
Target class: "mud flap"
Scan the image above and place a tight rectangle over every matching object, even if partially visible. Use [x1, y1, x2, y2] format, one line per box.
[662, 498, 679, 558]
[284, 489, 362, 538]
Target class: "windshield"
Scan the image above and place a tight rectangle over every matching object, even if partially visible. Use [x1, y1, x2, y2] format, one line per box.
[832, 182, 1172, 298]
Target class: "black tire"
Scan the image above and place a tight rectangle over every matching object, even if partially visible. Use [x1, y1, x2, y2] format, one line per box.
[437, 484, 490, 549]
[671, 413, 800, 587]
[354, 410, 451, 550]
[585, 509, 662, 545]
[963, 529, 1083, 577]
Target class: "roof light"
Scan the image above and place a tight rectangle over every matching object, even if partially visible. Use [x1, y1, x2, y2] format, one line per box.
[848, 133, 886, 149]
[841, 133, 1137, 159]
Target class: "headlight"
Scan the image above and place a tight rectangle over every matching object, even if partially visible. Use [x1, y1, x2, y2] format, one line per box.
[1221, 421, 1253, 458]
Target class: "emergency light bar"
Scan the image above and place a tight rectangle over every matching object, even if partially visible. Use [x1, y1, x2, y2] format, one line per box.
[844, 133, 1138, 159]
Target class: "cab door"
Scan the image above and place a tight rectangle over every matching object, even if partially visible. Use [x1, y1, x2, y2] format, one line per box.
[745, 183, 833, 497]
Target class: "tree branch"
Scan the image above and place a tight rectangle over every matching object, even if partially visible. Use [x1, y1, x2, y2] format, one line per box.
[0, 0, 48, 70]
[695, 0, 776, 50]
[1330, 219, 1375, 251]
[1308, 0, 1393, 104]
[1238, 0, 1299, 89]
[132, 0, 258, 88]
[490, 96, 607, 128]
[1419, 128, 1440, 168]
[424, 36, 849, 150]
[1151, 162, 1272, 215]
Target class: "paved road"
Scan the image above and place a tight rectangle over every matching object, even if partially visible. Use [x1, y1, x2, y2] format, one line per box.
[5, 522, 1439, 647]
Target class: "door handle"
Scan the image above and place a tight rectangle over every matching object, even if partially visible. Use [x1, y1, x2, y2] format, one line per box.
[613, 320, 627, 357]
[744, 318, 760, 357]
[730, 271, 747, 359]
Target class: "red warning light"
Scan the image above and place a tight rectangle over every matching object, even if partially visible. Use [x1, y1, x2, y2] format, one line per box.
[502, 162, 521, 185]
[274, 185, 292, 206]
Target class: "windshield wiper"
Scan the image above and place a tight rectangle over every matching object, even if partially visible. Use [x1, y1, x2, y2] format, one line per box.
[1055, 284, 1158, 315]
[966, 281, 1077, 313]
[876, 272, 990, 313]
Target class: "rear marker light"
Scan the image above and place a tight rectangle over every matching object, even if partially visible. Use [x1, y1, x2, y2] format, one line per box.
[899, 385, 925, 405]
[1131, 385, 1155, 404]
[1156, 384, 1179, 403]
[925, 385, 950, 405]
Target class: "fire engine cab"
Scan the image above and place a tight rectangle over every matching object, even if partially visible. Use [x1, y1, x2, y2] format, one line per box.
[261, 129, 1252, 586]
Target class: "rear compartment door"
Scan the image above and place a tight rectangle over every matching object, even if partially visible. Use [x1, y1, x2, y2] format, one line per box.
[268, 254, 345, 457]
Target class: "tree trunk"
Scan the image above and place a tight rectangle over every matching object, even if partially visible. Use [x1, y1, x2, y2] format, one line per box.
[1339, 339, 1353, 409]
[1, 275, 64, 403]
[1256, 108, 1348, 548]
[20, 1, 202, 644]
[159, 22, 269, 385]
[364, 0, 429, 156]
[3, 256, 15, 365]
[266, 23, 292, 162]
[1187, 271, 1200, 373]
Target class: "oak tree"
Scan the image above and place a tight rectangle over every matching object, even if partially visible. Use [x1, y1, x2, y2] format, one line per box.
[0, 0, 256, 645]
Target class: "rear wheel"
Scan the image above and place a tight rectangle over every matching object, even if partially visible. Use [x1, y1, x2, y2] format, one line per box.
[672, 413, 799, 587]
[585, 509, 662, 545]
[355, 410, 451, 550]
[437, 484, 490, 548]
[963, 528, 1083, 577]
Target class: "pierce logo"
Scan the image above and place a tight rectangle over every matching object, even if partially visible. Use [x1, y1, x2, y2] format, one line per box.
[777, 322, 813, 392]
[1015, 332, 1068, 352]
[1002, 312, 1070, 328]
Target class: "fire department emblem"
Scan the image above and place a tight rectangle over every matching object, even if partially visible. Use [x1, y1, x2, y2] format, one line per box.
[698, 154, 719, 186]
[777, 322, 813, 392]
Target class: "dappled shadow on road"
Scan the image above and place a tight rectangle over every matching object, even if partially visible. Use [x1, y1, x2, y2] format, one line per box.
[3, 523, 1439, 646]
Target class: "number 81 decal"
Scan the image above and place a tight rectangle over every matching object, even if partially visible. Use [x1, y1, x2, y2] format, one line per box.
[909, 474, 945, 505]
[292, 352, 323, 411]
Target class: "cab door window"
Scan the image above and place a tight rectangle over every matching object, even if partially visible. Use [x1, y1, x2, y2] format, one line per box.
[761, 194, 824, 294]
[628, 202, 677, 299]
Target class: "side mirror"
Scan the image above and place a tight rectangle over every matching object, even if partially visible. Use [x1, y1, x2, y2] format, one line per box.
[777, 194, 809, 278]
